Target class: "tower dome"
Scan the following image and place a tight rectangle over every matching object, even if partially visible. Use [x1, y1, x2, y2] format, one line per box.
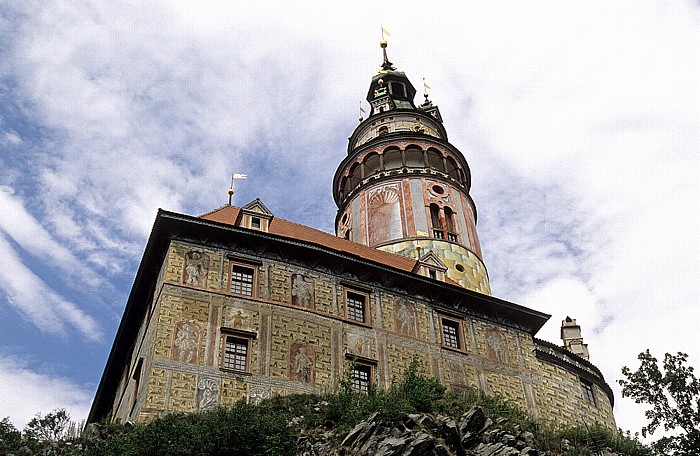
[332, 41, 490, 294]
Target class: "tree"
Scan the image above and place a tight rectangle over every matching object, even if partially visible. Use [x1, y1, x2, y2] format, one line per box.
[0, 417, 22, 453]
[23, 408, 71, 443]
[619, 350, 700, 455]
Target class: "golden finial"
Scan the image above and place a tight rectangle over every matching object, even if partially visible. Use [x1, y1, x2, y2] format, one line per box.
[228, 173, 248, 205]
[359, 101, 366, 122]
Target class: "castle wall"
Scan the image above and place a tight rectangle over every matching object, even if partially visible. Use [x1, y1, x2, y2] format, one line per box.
[112, 239, 614, 430]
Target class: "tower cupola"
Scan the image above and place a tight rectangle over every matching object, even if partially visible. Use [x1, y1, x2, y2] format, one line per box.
[333, 41, 491, 294]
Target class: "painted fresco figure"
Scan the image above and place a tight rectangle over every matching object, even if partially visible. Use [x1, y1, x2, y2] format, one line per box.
[396, 299, 413, 335]
[293, 347, 313, 383]
[172, 320, 202, 364]
[184, 251, 208, 287]
[292, 274, 314, 309]
[486, 328, 508, 363]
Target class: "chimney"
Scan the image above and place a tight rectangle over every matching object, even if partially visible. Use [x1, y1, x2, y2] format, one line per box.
[561, 316, 590, 360]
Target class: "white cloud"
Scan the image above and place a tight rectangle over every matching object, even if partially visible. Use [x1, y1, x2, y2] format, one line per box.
[0, 354, 92, 429]
[0, 232, 101, 340]
[0, 186, 106, 288]
[2, 130, 22, 145]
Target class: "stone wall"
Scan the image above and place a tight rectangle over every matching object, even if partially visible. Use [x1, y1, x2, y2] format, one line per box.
[112, 239, 614, 430]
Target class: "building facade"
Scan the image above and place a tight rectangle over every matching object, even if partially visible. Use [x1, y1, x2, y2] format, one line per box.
[88, 43, 616, 429]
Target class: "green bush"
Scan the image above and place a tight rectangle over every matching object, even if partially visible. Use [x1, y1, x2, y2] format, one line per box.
[88, 401, 295, 456]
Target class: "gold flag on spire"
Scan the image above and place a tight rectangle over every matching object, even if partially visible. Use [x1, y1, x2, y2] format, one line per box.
[381, 26, 391, 39]
[423, 78, 431, 91]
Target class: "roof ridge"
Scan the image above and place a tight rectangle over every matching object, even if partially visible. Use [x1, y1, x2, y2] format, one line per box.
[198, 204, 235, 218]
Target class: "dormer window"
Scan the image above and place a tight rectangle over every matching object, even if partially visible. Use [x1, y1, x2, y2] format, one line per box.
[236, 199, 273, 233]
[378, 126, 389, 135]
[412, 250, 448, 282]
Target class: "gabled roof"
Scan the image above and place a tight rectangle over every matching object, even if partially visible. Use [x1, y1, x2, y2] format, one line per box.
[240, 198, 273, 217]
[412, 250, 448, 273]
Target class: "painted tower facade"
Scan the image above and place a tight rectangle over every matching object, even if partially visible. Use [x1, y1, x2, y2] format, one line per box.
[333, 42, 490, 294]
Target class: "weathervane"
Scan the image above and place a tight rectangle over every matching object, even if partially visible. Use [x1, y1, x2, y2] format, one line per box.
[358, 101, 366, 122]
[381, 25, 390, 41]
[227, 173, 248, 205]
[423, 77, 432, 103]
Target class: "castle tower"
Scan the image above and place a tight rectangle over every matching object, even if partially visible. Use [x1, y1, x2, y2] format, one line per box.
[333, 41, 490, 294]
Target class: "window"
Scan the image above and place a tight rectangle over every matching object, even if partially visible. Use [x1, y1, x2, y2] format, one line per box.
[130, 358, 143, 415]
[430, 204, 444, 239]
[581, 379, 596, 406]
[429, 203, 458, 242]
[351, 364, 372, 394]
[250, 217, 261, 229]
[223, 336, 249, 371]
[378, 126, 389, 135]
[346, 291, 366, 323]
[230, 265, 255, 296]
[440, 317, 463, 350]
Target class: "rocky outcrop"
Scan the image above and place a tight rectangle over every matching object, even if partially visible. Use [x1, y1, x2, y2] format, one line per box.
[299, 406, 541, 456]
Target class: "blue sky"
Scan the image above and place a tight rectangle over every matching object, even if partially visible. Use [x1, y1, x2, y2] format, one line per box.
[1, 0, 699, 440]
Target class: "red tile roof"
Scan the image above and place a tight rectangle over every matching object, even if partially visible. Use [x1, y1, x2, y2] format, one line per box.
[200, 205, 419, 273]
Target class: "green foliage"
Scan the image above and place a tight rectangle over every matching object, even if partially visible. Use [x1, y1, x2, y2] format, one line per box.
[0, 417, 22, 452]
[537, 423, 652, 456]
[88, 401, 296, 456]
[619, 350, 700, 455]
[438, 387, 530, 425]
[23, 408, 70, 443]
[392, 355, 446, 413]
[0, 356, 654, 455]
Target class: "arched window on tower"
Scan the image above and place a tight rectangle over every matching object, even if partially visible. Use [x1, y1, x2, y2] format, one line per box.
[383, 148, 402, 170]
[364, 152, 381, 177]
[445, 157, 460, 182]
[404, 147, 423, 168]
[348, 163, 362, 193]
[429, 204, 458, 242]
[426, 149, 443, 172]
[378, 126, 389, 135]
[444, 207, 458, 242]
[430, 204, 443, 239]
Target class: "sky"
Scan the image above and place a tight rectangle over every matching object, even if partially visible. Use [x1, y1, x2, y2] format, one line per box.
[0, 0, 698, 440]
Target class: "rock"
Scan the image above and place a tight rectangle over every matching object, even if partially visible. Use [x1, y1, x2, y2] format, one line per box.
[341, 412, 380, 448]
[519, 431, 534, 445]
[458, 407, 488, 435]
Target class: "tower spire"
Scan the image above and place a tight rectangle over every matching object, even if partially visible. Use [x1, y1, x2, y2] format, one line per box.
[380, 27, 396, 71]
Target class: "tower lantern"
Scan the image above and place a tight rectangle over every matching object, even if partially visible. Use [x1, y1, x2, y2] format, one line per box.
[333, 41, 490, 294]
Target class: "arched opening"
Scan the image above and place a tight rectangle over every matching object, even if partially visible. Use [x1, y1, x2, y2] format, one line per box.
[383, 148, 402, 171]
[445, 156, 460, 182]
[429, 204, 443, 239]
[444, 206, 458, 242]
[339, 176, 348, 200]
[348, 162, 362, 192]
[378, 126, 389, 135]
[426, 149, 443, 172]
[364, 152, 381, 176]
[404, 147, 423, 168]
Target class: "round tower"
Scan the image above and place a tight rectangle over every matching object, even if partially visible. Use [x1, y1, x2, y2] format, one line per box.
[332, 41, 491, 294]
